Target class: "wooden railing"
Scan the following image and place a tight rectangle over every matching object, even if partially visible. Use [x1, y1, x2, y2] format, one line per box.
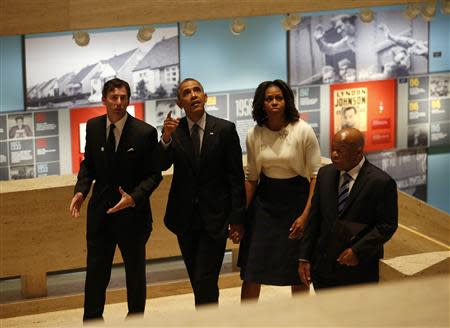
[0, 174, 239, 299]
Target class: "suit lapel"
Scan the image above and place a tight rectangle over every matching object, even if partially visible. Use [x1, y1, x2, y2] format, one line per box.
[116, 115, 132, 153]
[98, 115, 108, 164]
[330, 168, 340, 219]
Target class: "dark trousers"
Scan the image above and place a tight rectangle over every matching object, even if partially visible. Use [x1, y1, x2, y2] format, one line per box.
[83, 213, 150, 321]
[177, 227, 227, 306]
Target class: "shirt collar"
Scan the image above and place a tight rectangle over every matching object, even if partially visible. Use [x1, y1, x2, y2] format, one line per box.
[107, 112, 128, 132]
[187, 112, 206, 132]
[341, 156, 365, 181]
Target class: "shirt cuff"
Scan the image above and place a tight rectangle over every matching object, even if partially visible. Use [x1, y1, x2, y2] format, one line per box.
[160, 137, 172, 149]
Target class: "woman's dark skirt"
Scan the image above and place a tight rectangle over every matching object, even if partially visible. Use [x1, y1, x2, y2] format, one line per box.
[238, 174, 309, 286]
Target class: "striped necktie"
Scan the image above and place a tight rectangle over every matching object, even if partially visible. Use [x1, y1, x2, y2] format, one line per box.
[337, 172, 351, 217]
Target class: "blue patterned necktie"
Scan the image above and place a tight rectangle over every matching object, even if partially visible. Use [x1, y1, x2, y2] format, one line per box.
[337, 172, 351, 217]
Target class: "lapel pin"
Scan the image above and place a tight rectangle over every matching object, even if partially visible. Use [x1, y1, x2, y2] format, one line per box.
[101, 147, 104, 152]
[210, 132, 214, 135]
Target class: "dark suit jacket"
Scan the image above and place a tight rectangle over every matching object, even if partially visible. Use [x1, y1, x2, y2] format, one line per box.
[300, 160, 398, 284]
[75, 114, 162, 234]
[160, 114, 245, 240]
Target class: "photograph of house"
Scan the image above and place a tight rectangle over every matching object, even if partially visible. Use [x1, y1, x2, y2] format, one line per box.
[25, 27, 178, 110]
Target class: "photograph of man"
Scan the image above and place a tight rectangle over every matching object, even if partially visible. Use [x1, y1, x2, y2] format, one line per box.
[299, 128, 398, 289]
[313, 14, 357, 56]
[160, 78, 246, 306]
[341, 106, 358, 129]
[8, 115, 33, 139]
[69, 78, 162, 321]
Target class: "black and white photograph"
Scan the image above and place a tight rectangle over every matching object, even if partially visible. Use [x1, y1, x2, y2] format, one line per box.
[145, 99, 182, 137]
[9, 165, 35, 180]
[25, 26, 179, 110]
[7, 113, 34, 139]
[289, 10, 428, 85]
[407, 124, 429, 148]
[367, 148, 427, 201]
[430, 74, 450, 98]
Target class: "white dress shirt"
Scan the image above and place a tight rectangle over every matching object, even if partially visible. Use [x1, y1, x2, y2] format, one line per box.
[106, 113, 128, 151]
[339, 156, 365, 193]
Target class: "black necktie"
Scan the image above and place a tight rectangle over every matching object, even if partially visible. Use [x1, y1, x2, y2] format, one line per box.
[106, 123, 116, 159]
[337, 172, 351, 217]
[191, 123, 200, 159]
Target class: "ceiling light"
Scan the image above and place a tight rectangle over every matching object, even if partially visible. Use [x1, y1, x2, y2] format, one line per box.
[422, 1, 437, 21]
[230, 18, 246, 36]
[137, 26, 155, 42]
[180, 21, 197, 37]
[73, 31, 90, 47]
[441, 0, 450, 14]
[404, 3, 421, 19]
[359, 8, 375, 23]
[282, 13, 302, 31]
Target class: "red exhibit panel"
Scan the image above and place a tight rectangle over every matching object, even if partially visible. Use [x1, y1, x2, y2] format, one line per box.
[70, 103, 144, 173]
[330, 79, 396, 153]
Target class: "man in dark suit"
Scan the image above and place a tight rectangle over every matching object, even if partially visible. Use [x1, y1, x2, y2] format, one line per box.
[160, 78, 245, 306]
[299, 128, 398, 289]
[69, 78, 162, 320]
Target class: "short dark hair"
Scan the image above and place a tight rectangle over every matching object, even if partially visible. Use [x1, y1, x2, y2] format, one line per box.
[14, 116, 24, 122]
[343, 106, 357, 114]
[252, 79, 299, 126]
[177, 78, 204, 99]
[102, 78, 131, 99]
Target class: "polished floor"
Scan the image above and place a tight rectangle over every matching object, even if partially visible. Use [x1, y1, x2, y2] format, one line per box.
[2, 275, 449, 328]
[1, 284, 292, 327]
